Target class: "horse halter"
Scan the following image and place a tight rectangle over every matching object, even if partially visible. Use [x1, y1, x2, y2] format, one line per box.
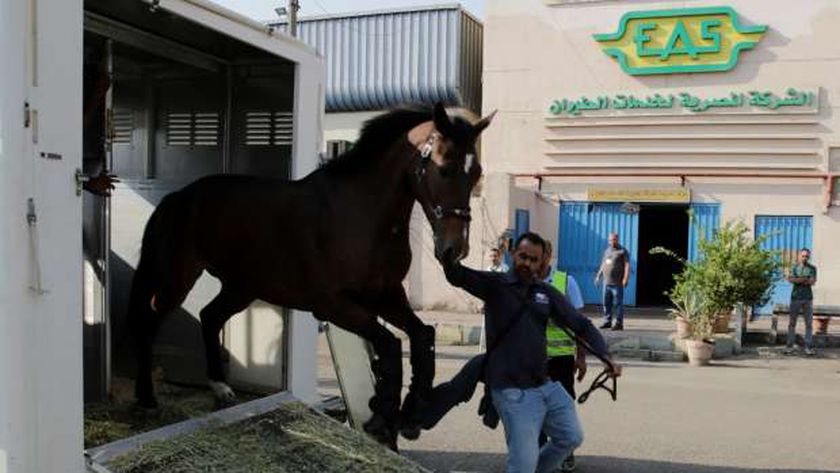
[414, 130, 472, 222]
[577, 367, 618, 404]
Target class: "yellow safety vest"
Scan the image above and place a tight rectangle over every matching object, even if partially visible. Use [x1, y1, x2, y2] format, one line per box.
[546, 271, 576, 357]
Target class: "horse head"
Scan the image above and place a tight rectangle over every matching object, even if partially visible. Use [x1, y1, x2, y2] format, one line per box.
[408, 102, 495, 263]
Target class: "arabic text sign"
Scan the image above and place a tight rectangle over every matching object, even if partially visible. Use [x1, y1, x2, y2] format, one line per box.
[594, 7, 767, 75]
[549, 88, 817, 117]
[588, 188, 691, 204]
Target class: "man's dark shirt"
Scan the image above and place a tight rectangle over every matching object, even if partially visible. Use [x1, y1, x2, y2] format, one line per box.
[444, 262, 610, 389]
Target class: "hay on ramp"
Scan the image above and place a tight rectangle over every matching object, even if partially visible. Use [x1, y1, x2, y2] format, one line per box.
[107, 402, 426, 473]
[85, 377, 258, 449]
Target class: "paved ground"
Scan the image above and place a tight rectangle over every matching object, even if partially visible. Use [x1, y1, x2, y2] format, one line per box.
[317, 313, 840, 473]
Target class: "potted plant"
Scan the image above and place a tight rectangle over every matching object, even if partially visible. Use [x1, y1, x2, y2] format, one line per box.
[692, 221, 779, 332]
[665, 279, 703, 339]
[653, 220, 780, 332]
[663, 272, 716, 365]
[652, 219, 780, 363]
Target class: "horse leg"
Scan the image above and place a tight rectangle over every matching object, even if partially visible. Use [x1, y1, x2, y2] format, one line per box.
[199, 287, 253, 407]
[378, 289, 436, 440]
[323, 305, 402, 450]
[131, 249, 202, 407]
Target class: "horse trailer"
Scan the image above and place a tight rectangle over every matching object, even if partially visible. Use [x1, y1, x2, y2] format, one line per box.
[1, 0, 323, 471]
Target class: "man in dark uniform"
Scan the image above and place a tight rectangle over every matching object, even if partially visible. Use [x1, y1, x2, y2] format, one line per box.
[439, 232, 620, 473]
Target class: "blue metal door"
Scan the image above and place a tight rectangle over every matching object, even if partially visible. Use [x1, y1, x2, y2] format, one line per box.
[558, 203, 639, 306]
[506, 209, 531, 267]
[754, 216, 813, 314]
[687, 204, 721, 262]
[514, 209, 530, 241]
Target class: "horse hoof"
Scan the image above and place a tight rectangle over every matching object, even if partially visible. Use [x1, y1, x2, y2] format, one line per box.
[208, 381, 236, 407]
[363, 413, 387, 434]
[363, 413, 398, 449]
[400, 424, 422, 441]
[135, 397, 159, 409]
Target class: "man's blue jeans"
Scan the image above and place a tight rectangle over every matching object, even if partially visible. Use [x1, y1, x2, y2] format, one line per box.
[603, 284, 624, 326]
[491, 381, 583, 473]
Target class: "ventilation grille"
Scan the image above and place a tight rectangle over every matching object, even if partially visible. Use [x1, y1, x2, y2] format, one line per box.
[112, 109, 134, 145]
[245, 111, 293, 146]
[166, 112, 220, 146]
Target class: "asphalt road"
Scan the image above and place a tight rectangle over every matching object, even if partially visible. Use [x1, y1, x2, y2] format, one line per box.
[318, 342, 840, 473]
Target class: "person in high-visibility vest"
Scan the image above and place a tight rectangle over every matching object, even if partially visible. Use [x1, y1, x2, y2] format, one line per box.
[541, 241, 586, 473]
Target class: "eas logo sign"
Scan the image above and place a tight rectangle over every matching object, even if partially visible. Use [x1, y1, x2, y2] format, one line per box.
[594, 7, 767, 75]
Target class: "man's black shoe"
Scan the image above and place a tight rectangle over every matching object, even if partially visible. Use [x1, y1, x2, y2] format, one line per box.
[599, 322, 612, 329]
[611, 324, 624, 331]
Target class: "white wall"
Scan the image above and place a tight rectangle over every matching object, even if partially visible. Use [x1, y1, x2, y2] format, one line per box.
[323, 111, 380, 145]
[0, 0, 84, 471]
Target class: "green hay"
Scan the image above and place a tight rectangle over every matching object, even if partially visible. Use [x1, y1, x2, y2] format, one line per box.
[107, 402, 426, 473]
[84, 379, 258, 449]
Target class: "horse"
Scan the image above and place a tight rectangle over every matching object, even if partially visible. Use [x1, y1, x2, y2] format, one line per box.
[128, 102, 493, 448]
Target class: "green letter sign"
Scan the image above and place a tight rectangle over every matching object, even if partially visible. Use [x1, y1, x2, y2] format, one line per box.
[594, 7, 766, 75]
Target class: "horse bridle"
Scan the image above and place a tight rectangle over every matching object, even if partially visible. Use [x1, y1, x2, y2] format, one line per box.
[413, 130, 472, 222]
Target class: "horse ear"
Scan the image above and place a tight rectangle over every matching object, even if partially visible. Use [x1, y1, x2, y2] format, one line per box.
[433, 102, 454, 137]
[473, 110, 497, 135]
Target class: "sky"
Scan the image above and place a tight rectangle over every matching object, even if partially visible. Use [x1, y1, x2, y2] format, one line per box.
[213, 0, 485, 22]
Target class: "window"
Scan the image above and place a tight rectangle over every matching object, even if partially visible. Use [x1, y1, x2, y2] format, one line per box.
[166, 111, 221, 147]
[245, 111, 293, 147]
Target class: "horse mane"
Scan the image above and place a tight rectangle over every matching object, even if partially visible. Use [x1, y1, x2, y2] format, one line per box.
[321, 104, 435, 175]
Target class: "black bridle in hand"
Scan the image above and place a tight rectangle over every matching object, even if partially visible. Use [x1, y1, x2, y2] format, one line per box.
[577, 367, 617, 404]
[557, 325, 619, 405]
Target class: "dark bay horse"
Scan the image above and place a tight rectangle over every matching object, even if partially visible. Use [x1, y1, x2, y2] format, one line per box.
[129, 103, 493, 448]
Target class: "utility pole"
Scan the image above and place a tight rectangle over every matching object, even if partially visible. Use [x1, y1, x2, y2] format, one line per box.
[288, 0, 300, 37]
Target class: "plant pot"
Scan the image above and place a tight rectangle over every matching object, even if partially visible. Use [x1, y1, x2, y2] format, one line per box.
[685, 339, 714, 366]
[713, 312, 730, 333]
[675, 317, 692, 339]
[814, 316, 830, 335]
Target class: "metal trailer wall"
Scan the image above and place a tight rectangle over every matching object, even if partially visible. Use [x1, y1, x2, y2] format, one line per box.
[82, 0, 311, 400]
[285, 5, 483, 113]
[1, 0, 85, 471]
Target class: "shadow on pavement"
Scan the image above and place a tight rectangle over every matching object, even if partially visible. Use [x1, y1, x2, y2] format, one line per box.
[403, 451, 838, 473]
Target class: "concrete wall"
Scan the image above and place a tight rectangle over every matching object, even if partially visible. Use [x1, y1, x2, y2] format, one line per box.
[476, 0, 840, 306]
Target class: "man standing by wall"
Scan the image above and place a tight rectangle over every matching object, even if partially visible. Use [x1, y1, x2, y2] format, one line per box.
[784, 248, 818, 356]
[595, 233, 631, 331]
[488, 247, 510, 273]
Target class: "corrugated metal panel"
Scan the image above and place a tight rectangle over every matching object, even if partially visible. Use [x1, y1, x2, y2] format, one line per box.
[755, 216, 813, 314]
[280, 7, 481, 112]
[687, 204, 721, 262]
[558, 203, 639, 306]
[514, 209, 530, 241]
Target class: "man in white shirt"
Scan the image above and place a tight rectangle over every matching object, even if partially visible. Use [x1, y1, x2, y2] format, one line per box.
[487, 247, 509, 273]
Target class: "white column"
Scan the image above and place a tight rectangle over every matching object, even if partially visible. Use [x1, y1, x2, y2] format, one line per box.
[0, 0, 84, 471]
[285, 57, 325, 404]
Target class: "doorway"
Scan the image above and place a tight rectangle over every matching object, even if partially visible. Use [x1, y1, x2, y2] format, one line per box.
[636, 205, 689, 306]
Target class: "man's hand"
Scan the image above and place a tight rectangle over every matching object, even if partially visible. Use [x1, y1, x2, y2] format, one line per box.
[575, 355, 587, 382]
[84, 171, 119, 197]
[606, 359, 622, 378]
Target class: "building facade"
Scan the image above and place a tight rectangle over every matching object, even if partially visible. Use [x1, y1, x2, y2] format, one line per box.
[479, 0, 840, 310]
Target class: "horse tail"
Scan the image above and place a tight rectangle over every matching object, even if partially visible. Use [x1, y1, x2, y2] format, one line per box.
[129, 191, 187, 406]
[129, 191, 186, 324]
